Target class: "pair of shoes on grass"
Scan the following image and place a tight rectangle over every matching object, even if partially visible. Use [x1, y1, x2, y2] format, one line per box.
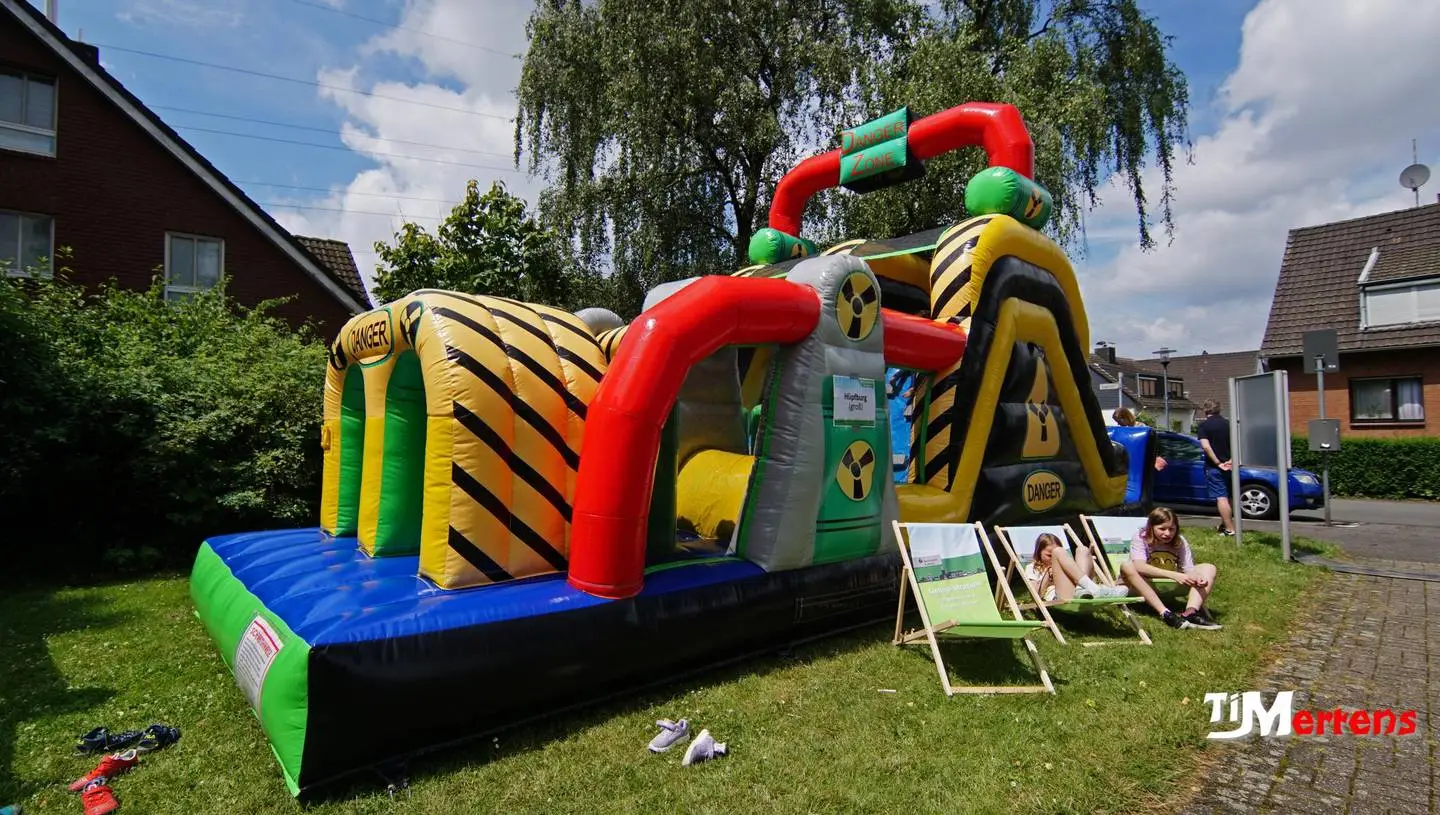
[75, 725, 180, 756]
[68, 725, 181, 814]
[647, 719, 728, 766]
[69, 750, 138, 815]
[1162, 607, 1222, 631]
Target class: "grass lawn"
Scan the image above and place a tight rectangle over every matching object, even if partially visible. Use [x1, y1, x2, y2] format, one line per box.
[1, 529, 1335, 815]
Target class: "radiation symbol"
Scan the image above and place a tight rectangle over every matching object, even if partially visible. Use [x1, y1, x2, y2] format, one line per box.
[1147, 550, 1179, 571]
[401, 300, 425, 347]
[326, 338, 348, 372]
[1022, 354, 1061, 459]
[1023, 189, 1045, 220]
[836, 272, 879, 341]
[836, 440, 877, 501]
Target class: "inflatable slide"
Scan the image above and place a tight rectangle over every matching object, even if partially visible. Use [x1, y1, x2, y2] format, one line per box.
[191, 101, 1134, 796]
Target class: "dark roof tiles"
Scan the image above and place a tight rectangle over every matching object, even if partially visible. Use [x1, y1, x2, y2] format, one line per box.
[1261, 203, 1440, 357]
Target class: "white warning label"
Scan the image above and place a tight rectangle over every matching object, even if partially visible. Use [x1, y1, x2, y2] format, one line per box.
[235, 614, 285, 713]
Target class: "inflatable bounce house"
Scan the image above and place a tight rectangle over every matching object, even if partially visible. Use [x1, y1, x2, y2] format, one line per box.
[191, 101, 1150, 796]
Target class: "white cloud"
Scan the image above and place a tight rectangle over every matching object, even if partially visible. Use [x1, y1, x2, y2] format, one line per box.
[118, 0, 243, 28]
[1076, 0, 1440, 358]
[268, 0, 536, 296]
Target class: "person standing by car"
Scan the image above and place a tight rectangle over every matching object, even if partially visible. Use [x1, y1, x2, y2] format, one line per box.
[1197, 400, 1235, 536]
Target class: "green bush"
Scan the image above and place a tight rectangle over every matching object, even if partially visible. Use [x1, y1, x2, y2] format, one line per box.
[0, 271, 327, 577]
[1290, 435, 1440, 501]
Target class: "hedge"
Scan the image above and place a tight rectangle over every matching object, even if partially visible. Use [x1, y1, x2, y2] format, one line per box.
[0, 272, 328, 578]
[1290, 436, 1440, 501]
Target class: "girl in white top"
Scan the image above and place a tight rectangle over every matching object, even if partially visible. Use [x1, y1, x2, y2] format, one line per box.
[1024, 532, 1129, 602]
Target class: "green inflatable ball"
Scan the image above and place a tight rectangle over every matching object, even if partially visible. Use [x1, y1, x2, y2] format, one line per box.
[964, 167, 1053, 230]
[749, 228, 819, 265]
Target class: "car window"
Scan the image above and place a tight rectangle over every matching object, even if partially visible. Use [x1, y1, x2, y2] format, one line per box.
[1159, 435, 1203, 463]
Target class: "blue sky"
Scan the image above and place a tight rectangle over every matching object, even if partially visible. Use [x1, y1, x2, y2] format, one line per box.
[31, 0, 1440, 355]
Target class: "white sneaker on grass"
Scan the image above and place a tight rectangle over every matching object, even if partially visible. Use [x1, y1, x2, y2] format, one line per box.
[1094, 583, 1130, 598]
[682, 729, 727, 766]
[648, 719, 690, 753]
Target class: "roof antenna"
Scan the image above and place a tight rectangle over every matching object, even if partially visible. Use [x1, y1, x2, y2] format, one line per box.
[1399, 139, 1429, 209]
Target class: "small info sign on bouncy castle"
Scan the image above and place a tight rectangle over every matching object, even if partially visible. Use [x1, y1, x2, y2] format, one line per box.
[235, 614, 285, 713]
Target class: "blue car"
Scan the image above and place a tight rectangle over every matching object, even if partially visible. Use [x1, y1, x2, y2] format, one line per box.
[1150, 430, 1325, 520]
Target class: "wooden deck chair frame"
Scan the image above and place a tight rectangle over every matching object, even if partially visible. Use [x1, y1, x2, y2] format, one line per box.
[1078, 514, 1181, 593]
[892, 521, 1055, 696]
[990, 523, 1151, 647]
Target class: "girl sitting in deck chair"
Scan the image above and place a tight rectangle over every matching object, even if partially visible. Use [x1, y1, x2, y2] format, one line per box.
[1026, 533, 1130, 602]
[1117, 507, 1222, 631]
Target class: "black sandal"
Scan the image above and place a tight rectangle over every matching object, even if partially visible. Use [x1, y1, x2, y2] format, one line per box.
[136, 724, 181, 753]
[75, 727, 143, 754]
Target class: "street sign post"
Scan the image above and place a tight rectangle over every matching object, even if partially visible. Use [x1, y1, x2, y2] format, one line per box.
[1229, 371, 1293, 560]
[1302, 329, 1340, 526]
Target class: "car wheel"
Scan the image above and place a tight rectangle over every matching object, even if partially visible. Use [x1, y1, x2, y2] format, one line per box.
[1239, 483, 1277, 520]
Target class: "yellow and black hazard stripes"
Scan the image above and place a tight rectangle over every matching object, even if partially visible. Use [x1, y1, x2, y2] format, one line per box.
[404, 290, 588, 589]
[927, 215, 993, 328]
[821, 238, 866, 257]
[915, 216, 993, 491]
[596, 325, 628, 362]
[527, 301, 608, 512]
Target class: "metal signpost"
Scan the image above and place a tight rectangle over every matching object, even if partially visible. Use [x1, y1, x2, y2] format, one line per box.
[1302, 329, 1340, 526]
[1099, 381, 1121, 413]
[1229, 371, 1293, 561]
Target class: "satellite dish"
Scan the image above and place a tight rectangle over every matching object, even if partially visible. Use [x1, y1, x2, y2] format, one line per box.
[1400, 163, 1430, 191]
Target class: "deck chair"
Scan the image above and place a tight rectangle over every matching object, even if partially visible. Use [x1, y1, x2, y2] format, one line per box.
[892, 521, 1055, 696]
[991, 523, 1150, 647]
[1079, 514, 1180, 593]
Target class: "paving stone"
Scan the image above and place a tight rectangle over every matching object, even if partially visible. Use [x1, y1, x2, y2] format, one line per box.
[1180, 568, 1440, 815]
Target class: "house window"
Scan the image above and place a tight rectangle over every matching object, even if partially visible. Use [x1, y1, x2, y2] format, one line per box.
[0, 69, 57, 156]
[165, 233, 224, 300]
[0, 210, 55, 277]
[1350, 376, 1425, 424]
[1138, 376, 1159, 397]
[1362, 280, 1440, 328]
[1167, 379, 1185, 398]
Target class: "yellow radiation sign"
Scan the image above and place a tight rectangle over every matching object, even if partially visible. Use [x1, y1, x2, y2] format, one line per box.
[836, 272, 878, 342]
[836, 440, 876, 501]
[1024, 189, 1045, 220]
[1022, 354, 1060, 459]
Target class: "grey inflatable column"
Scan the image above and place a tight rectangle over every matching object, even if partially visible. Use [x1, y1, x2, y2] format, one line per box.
[734, 255, 899, 571]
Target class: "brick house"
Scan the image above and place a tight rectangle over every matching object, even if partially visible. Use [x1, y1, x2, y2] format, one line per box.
[1260, 202, 1440, 438]
[1148, 350, 1261, 418]
[0, 0, 369, 335]
[1088, 343, 1199, 431]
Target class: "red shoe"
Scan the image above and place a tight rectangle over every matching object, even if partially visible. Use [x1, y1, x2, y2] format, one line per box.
[69, 750, 138, 792]
[80, 782, 118, 815]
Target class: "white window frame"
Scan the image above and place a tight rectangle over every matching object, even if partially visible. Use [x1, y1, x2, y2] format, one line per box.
[164, 232, 225, 299]
[0, 68, 58, 157]
[1, 209, 56, 278]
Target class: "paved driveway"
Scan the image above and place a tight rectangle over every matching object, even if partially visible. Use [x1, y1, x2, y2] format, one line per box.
[1175, 498, 1440, 563]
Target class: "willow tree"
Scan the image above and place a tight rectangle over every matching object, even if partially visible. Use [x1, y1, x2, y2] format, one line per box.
[515, 0, 1190, 315]
[824, 0, 1191, 252]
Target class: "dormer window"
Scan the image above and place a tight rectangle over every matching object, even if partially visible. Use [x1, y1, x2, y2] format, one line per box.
[1360, 278, 1440, 328]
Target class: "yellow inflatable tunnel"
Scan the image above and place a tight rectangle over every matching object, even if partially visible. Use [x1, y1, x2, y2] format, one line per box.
[320, 290, 607, 588]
